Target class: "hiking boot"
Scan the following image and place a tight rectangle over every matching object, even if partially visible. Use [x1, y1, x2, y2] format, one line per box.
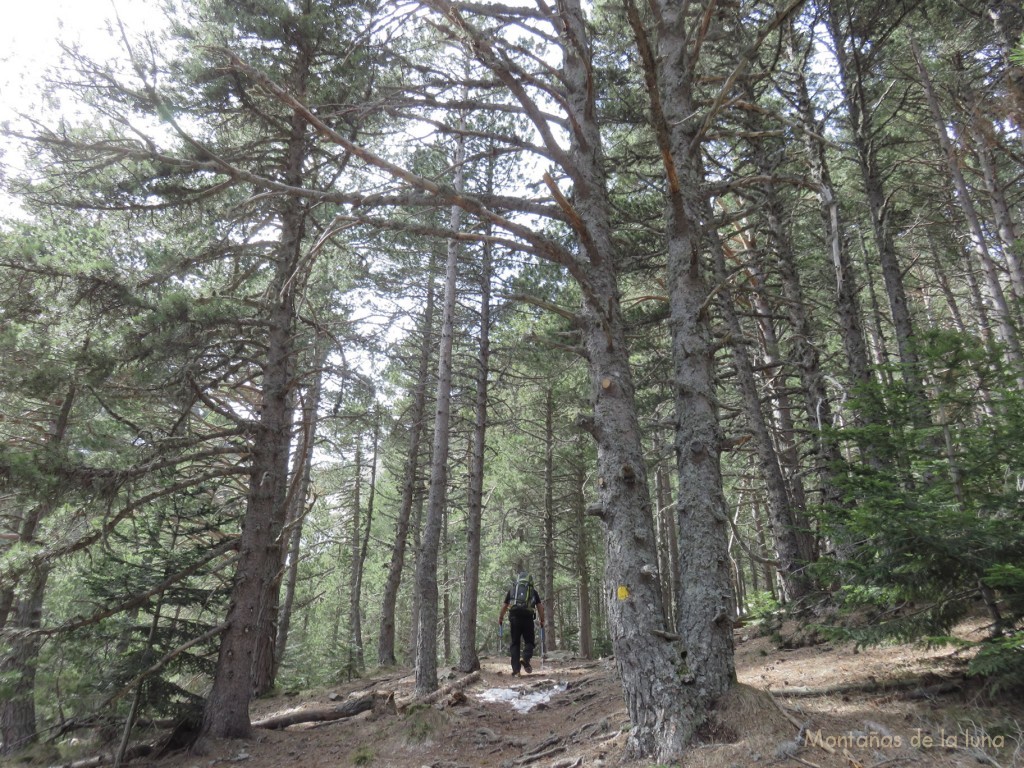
[511, 670, 520, 677]
[522, 660, 532, 674]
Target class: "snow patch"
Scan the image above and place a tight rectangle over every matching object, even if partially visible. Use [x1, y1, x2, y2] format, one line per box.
[477, 681, 568, 713]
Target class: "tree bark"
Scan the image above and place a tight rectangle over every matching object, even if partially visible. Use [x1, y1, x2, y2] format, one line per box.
[200, 98, 306, 737]
[622, 0, 749, 754]
[553, 1, 709, 759]
[655, 454, 678, 630]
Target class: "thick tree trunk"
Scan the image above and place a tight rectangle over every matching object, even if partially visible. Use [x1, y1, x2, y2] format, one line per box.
[0, 566, 48, 754]
[557, 2, 710, 759]
[201, 289, 296, 736]
[201, 103, 306, 737]
[1, 385, 74, 754]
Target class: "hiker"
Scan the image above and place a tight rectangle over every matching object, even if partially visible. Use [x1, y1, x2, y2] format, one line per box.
[498, 571, 545, 676]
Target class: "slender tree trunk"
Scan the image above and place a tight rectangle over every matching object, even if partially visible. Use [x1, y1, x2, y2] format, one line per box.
[442, 512, 451, 663]
[728, 503, 745, 617]
[751, 496, 777, 601]
[458, 156, 494, 674]
[273, 338, 328, 681]
[377, 252, 437, 667]
[348, 443, 364, 671]
[407, 486, 425, 664]
[354, 415, 378, 668]
[961, 236, 998, 349]
[655, 457, 676, 629]
[966, 102, 1024, 306]
[911, 38, 1022, 364]
[542, 388, 557, 652]
[413, 130, 464, 695]
[712, 246, 813, 601]
[827, 6, 929, 423]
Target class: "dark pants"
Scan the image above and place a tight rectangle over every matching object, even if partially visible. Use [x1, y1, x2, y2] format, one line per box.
[508, 609, 535, 673]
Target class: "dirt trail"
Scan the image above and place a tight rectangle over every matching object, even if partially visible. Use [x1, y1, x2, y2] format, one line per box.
[116, 621, 1023, 768]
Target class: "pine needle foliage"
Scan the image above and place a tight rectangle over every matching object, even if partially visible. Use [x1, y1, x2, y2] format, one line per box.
[820, 330, 1024, 691]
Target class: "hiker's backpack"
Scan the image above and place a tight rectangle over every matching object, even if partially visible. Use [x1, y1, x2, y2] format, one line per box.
[510, 572, 534, 611]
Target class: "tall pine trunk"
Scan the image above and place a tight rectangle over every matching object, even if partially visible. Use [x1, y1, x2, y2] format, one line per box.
[543, 388, 558, 651]
[624, 1, 748, 753]
[201, 102, 306, 737]
[458, 155, 494, 674]
[826, 5, 930, 425]
[911, 38, 1022, 364]
[273, 337, 328, 681]
[558, 1, 714, 758]
[377, 253, 437, 667]
[413, 131, 464, 695]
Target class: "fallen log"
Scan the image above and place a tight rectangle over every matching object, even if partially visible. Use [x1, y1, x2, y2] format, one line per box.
[48, 743, 154, 768]
[396, 671, 481, 711]
[253, 691, 395, 730]
[769, 675, 957, 699]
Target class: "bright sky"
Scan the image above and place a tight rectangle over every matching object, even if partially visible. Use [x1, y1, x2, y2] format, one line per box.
[0, 0, 165, 216]
[1, 0, 163, 120]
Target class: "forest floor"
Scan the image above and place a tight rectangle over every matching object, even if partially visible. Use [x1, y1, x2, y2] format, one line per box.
[45, 618, 1024, 768]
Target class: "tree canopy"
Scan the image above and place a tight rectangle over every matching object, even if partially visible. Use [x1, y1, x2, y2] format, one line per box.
[1, 0, 1023, 762]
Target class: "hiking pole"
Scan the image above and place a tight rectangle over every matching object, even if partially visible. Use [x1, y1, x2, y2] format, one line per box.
[499, 622, 503, 655]
[540, 624, 546, 672]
